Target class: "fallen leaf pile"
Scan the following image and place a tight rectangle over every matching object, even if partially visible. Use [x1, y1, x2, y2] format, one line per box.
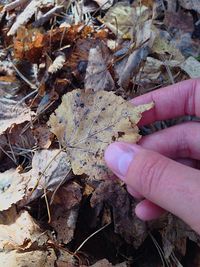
[0, 0, 200, 266]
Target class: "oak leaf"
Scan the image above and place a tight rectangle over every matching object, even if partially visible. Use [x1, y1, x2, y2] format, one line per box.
[48, 89, 153, 180]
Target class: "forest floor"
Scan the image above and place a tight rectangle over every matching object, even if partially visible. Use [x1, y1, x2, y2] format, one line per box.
[0, 0, 200, 266]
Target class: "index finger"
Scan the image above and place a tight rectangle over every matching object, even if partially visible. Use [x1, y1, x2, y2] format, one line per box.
[131, 79, 200, 126]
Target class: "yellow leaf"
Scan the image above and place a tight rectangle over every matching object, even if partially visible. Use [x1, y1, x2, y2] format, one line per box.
[48, 89, 153, 180]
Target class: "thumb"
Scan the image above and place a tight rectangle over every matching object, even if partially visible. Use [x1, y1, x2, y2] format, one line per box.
[105, 142, 200, 233]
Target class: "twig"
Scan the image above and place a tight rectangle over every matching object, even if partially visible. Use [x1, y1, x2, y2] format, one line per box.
[44, 187, 51, 223]
[3, 0, 28, 12]
[10, 61, 38, 90]
[74, 223, 111, 254]
[33, 5, 64, 27]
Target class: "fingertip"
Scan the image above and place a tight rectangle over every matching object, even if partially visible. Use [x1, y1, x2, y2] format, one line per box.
[135, 199, 165, 221]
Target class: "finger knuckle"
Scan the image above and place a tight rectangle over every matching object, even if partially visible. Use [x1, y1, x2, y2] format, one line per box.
[138, 154, 169, 198]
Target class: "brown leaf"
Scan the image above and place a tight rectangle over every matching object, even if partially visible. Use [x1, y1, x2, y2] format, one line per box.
[160, 214, 200, 259]
[164, 9, 194, 33]
[32, 125, 54, 149]
[90, 180, 147, 247]
[50, 182, 82, 244]
[48, 89, 153, 180]
[14, 26, 44, 62]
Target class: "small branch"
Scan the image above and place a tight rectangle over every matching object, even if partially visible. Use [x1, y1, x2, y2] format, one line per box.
[74, 223, 111, 254]
[3, 0, 29, 12]
[33, 5, 64, 27]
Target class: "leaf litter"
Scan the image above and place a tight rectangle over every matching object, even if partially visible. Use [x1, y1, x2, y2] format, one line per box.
[0, 0, 199, 266]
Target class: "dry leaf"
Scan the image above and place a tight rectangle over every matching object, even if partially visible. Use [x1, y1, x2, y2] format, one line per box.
[48, 89, 153, 180]
[50, 182, 82, 244]
[0, 169, 27, 211]
[14, 26, 44, 62]
[0, 210, 49, 250]
[85, 46, 115, 92]
[90, 180, 147, 247]
[152, 34, 184, 61]
[180, 56, 200, 78]
[178, 0, 200, 13]
[0, 248, 56, 267]
[27, 149, 71, 200]
[103, 2, 135, 38]
[164, 9, 194, 33]
[0, 98, 34, 135]
[32, 125, 54, 149]
[93, 0, 114, 10]
[3, 0, 29, 12]
[119, 20, 154, 89]
[8, 0, 44, 36]
[160, 214, 200, 259]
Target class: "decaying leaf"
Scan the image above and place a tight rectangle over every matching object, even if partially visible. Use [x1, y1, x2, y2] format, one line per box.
[160, 214, 200, 259]
[103, 2, 135, 38]
[0, 169, 26, 211]
[178, 0, 200, 13]
[0, 210, 49, 250]
[50, 182, 82, 244]
[32, 125, 54, 149]
[93, 0, 114, 10]
[27, 149, 71, 200]
[48, 89, 153, 180]
[152, 35, 185, 61]
[14, 26, 44, 62]
[180, 56, 200, 78]
[90, 180, 147, 247]
[85, 46, 115, 92]
[118, 20, 155, 89]
[0, 248, 56, 267]
[0, 98, 34, 135]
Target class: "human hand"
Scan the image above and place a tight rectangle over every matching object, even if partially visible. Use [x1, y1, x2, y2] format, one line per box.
[105, 79, 200, 234]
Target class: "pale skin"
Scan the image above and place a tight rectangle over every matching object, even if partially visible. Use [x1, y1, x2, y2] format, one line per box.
[104, 78, 200, 234]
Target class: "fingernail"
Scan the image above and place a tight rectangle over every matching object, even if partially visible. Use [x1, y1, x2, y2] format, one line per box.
[104, 142, 136, 180]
